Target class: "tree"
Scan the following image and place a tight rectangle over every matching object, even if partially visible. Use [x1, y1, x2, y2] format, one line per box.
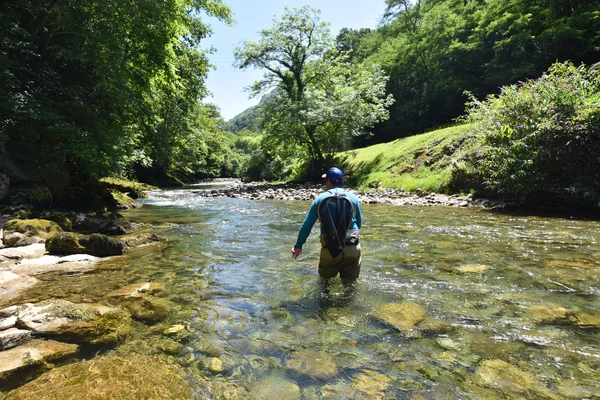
[1, 0, 232, 190]
[234, 6, 394, 172]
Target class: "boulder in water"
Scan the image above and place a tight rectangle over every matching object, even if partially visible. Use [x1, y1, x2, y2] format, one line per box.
[285, 349, 339, 379]
[46, 232, 125, 257]
[14, 299, 132, 343]
[3, 354, 191, 399]
[0, 339, 78, 385]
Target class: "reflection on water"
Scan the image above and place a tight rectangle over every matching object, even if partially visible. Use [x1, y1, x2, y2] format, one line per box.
[6, 187, 600, 398]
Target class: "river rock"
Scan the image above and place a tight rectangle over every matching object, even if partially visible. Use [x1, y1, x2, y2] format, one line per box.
[120, 232, 167, 248]
[0, 339, 78, 384]
[3, 354, 192, 399]
[2, 219, 63, 247]
[107, 282, 170, 323]
[249, 375, 301, 400]
[0, 271, 39, 301]
[46, 232, 125, 257]
[162, 324, 186, 337]
[0, 327, 31, 350]
[352, 369, 392, 399]
[9, 253, 100, 275]
[15, 299, 132, 343]
[114, 296, 172, 324]
[0, 315, 17, 330]
[108, 189, 141, 210]
[374, 302, 426, 331]
[0, 243, 46, 261]
[285, 349, 339, 379]
[526, 304, 600, 328]
[455, 264, 490, 273]
[474, 359, 555, 398]
[39, 211, 72, 231]
[557, 380, 600, 399]
[107, 282, 165, 298]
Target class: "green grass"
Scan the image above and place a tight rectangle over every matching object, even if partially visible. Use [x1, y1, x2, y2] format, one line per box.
[340, 124, 480, 193]
[100, 176, 156, 192]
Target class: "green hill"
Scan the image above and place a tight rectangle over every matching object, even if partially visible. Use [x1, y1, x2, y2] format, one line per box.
[341, 124, 481, 193]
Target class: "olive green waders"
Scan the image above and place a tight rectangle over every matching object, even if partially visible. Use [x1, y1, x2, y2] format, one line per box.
[318, 236, 362, 281]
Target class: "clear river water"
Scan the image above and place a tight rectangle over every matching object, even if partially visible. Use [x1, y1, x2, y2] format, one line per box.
[8, 184, 600, 398]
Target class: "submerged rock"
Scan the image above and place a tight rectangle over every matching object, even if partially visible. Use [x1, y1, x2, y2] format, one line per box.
[3, 354, 192, 399]
[474, 359, 557, 399]
[557, 380, 600, 399]
[120, 232, 167, 248]
[0, 339, 78, 384]
[285, 349, 339, 379]
[2, 219, 63, 247]
[249, 375, 301, 400]
[46, 232, 126, 257]
[0, 271, 39, 301]
[455, 264, 490, 273]
[107, 282, 171, 323]
[526, 304, 600, 329]
[374, 302, 426, 331]
[352, 369, 392, 399]
[13, 299, 132, 343]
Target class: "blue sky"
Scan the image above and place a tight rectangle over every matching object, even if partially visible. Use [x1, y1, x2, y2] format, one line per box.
[201, 0, 387, 121]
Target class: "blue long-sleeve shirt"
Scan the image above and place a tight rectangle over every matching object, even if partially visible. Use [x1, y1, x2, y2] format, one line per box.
[294, 186, 362, 249]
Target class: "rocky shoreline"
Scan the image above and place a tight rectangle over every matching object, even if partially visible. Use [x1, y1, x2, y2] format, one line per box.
[190, 180, 510, 209]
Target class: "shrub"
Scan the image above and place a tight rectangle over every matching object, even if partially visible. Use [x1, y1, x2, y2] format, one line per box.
[465, 61, 600, 208]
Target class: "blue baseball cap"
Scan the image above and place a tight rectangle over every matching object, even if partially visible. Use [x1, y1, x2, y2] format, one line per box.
[322, 167, 344, 184]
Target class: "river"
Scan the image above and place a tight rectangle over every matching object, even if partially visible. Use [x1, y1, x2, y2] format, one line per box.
[8, 184, 600, 398]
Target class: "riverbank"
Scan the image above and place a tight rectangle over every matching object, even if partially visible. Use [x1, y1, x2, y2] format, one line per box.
[189, 179, 509, 210]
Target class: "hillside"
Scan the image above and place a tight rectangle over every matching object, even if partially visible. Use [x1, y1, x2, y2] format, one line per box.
[340, 124, 481, 194]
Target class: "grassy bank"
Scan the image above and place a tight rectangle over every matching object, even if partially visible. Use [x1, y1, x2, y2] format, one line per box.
[340, 124, 481, 193]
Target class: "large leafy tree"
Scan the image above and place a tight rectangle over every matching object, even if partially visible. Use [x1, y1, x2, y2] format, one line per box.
[355, 0, 600, 144]
[0, 0, 231, 189]
[234, 6, 393, 171]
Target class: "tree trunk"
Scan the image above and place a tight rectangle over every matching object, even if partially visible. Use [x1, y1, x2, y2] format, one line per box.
[304, 126, 325, 168]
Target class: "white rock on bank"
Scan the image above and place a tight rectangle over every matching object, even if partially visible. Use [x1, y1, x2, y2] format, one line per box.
[0, 327, 31, 350]
[0, 243, 46, 261]
[9, 254, 100, 275]
[0, 271, 39, 301]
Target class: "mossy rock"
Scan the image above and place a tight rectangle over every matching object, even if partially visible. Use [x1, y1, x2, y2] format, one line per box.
[40, 212, 72, 231]
[15, 299, 133, 344]
[474, 359, 557, 399]
[121, 233, 167, 248]
[373, 302, 427, 331]
[0, 339, 79, 386]
[285, 349, 339, 379]
[4, 354, 192, 399]
[46, 232, 126, 257]
[108, 189, 141, 210]
[3, 219, 63, 247]
[55, 309, 133, 344]
[115, 296, 173, 324]
[6, 184, 53, 209]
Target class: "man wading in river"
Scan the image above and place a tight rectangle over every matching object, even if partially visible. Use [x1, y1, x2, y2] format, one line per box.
[291, 167, 362, 281]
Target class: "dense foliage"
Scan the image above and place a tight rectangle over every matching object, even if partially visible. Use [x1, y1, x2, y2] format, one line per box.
[234, 6, 394, 178]
[465, 61, 600, 207]
[350, 0, 600, 145]
[0, 0, 233, 193]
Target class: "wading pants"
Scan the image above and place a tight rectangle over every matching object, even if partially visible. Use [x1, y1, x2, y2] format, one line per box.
[318, 236, 362, 281]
